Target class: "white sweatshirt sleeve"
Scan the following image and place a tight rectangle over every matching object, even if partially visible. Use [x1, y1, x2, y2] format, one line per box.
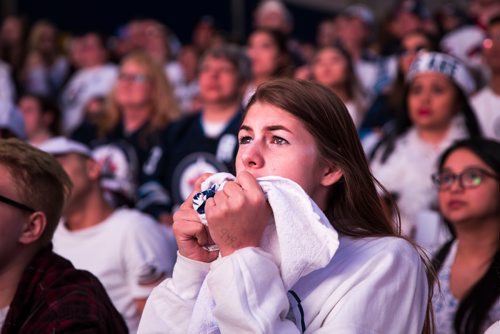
[137, 253, 210, 334]
[208, 247, 300, 333]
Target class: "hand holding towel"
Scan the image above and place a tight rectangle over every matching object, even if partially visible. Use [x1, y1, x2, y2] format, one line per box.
[188, 173, 339, 334]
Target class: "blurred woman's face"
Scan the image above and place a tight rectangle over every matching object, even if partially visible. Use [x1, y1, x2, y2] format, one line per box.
[236, 102, 336, 208]
[19, 96, 44, 138]
[247, 31, 281, 78]
[37, 26, 56, 53]
[399, 33, 431, 73]
[438, 148, 500, 226]
[407, 73, 458, 131]
[312, 47, 348, 88]
[115, 60, 153, 109]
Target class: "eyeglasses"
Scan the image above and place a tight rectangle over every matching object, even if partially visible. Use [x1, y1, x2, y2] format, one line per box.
[118, 72, 148, 84]
[0, 194, 36, 213]
[431, 168, 499, 191]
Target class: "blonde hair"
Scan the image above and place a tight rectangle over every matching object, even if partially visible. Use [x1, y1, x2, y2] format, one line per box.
[100, 51, 180, 136]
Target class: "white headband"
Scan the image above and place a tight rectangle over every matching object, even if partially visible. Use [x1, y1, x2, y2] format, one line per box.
[406, 52, 476, 95]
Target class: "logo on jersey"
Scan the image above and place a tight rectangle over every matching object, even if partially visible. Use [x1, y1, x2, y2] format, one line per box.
[171, 152, 228, 205]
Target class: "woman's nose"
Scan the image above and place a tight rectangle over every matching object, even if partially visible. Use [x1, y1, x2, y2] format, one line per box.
[240, 142, 264, 169]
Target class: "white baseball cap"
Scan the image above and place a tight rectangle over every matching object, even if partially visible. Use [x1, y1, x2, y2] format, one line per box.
[37, 136, 93, 158]
[406, 51, 476, 95]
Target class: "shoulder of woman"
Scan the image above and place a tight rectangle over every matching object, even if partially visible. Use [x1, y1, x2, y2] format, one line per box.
[339, 236, 423, 266]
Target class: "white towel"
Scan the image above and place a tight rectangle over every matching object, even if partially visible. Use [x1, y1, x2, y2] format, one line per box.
[188, 173, 340, 334]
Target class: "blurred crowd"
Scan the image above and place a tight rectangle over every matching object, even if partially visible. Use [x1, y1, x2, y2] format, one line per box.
[0, 0, 499, 333]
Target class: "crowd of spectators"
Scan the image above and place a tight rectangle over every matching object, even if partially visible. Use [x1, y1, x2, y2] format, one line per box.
[0, 0, 499, 333]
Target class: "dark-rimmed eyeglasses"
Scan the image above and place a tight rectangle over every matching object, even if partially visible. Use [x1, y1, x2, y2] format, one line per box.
[431, 168, 499, 191]
[0, 194, 36, 213]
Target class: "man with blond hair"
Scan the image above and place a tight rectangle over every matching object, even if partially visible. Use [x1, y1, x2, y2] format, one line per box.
[0, 138, 127, 333]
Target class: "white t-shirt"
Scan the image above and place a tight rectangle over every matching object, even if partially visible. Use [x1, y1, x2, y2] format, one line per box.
[53, 208, 175, 334]
[440, 25, 485, 70]
[471, 87, 500, 141]
[139, 236, 428, 333]
[433, 241, 500, 334]
[60, 64, 118, 134]
[0, 306, 9, 329]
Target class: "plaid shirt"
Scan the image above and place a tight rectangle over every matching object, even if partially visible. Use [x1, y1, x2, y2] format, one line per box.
[2, 244, 128, 333]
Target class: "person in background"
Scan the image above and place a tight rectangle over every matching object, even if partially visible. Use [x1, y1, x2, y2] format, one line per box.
[0, 138, 128, 333]
[380, 0, 436, 56]
[311, 43, 368, 129]
[471, 15, 500, 141]
[316, 17, 337, 48]
[431, 138, 499, 334]
[369, 52, 481, 246]
[175, 44, 200, 114]
[138, 78, 433, 334]
[95, 51, 180, 183]
[60, 32, 118, 135]
[437, 3, 486, 83]
[20, 20, 69, 98]
[335, 4, 379, 95]
[191, 15, 217, 55]
[360, 29, 437, 143]
[18, 94, 60, 145]
[468, 0, 500, 30]
[252, 0, 305, 68]
[39, 136, 175, 334]
[244, 27, 293, 106]
[138, 44, 250, 225]
[0, 15, 27, 91]
[253, 0, 293, 36]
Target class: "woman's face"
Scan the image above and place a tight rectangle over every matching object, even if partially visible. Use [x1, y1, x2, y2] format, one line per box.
[247, 31, 281, 78]
[236, 102, 333, 206]
[312, 47, 348, 88]
[18, 96, 44, 138]
[438, 148, 500, 226]
[115, 60, 153, 109]
[408, 73, 458, 131]
[399, 33, 431, 73]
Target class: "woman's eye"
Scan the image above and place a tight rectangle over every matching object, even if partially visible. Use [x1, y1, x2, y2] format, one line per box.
[239, 136, 252, 144]
[271, 136, 289, 145]
[431, 85, 445, 94]
[409, 84, 422, 95]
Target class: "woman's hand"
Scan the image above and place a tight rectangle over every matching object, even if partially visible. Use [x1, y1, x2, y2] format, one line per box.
[205, 171, 271, 257]
[172, 173, 219, 263]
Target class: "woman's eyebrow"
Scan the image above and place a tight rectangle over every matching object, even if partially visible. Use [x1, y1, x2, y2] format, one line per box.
[239, 124, 252, 132]
[239, 124, 293, 133]
[266, 125, 292, 133]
